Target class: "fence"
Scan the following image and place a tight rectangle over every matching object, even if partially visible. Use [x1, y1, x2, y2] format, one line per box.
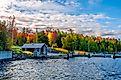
[0, 51, 12, 60]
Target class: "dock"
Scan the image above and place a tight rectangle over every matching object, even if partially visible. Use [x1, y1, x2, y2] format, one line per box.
[47, 53, 68, 59]
[46, 52, 121, 59]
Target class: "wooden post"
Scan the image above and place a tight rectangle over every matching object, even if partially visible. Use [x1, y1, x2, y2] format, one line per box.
[103, 52, 106, 58]
[67, 52, 69, 60]
[113, 52, 116, 59]
[88, 53, 91, 58]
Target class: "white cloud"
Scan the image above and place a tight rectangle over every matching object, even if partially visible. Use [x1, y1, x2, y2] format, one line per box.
[90, 14, 110, 19]
[101, 29, 121, 38]
[6, 0, 81, 15]
[0, 11, 103, 36]
[0, 0, 119, 38]
[0, 0, 14, 8]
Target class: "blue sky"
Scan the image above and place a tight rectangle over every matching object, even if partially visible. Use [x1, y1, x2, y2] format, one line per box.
[82, 0, 121, 18]
[0, 0, 121, 38]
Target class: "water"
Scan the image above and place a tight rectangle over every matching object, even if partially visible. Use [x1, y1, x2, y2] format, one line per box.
[0, 57, 121, 80]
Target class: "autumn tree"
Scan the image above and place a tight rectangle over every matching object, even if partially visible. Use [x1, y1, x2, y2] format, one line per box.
[48, 31, 58, 46]
[16, 27, 27, 46]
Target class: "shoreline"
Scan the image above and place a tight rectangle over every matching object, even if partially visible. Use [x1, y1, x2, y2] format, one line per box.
[0, 52, 121, 62]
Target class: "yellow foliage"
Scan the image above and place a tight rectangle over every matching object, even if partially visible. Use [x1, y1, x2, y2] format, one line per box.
[53, 48, 69, 53]
[75, 50, 88, 55]
[23, 51, 33, 55]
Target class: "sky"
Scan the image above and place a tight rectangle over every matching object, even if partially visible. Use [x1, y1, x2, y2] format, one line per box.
[0, 0, 121, 38]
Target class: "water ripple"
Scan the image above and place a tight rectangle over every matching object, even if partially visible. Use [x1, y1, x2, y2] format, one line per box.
[0, 58, 121, 80]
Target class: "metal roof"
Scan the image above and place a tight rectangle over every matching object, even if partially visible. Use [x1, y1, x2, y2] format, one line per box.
[21, 43, 47, 49]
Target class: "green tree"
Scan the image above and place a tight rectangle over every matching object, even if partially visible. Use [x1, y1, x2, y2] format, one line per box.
[79, 38, 88, 51]
[56, 31, 65, 48]
[61, 34, 75, 51]
[16, 37, 27, 46]
[89, 41, 99, 52]
[38, 32, 49, 45]
[0, 20, 11, 50]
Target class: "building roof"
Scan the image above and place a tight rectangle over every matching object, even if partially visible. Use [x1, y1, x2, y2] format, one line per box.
[21, 43, 47, 49]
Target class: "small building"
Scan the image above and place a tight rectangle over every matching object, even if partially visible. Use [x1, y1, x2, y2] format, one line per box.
[21, 43, 48, 57]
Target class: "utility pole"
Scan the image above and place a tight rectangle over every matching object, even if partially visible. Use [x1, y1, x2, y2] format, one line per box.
[35, 28, 38, 43]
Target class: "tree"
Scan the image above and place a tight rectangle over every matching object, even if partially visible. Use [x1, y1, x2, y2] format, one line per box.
[16, 36, 27, 46]
[48, 31, 58, 46]
[61, 34, 75, 51]
[38, 32, 49, 45]
[16, 27, 27, 46]
[56, 31, 64, 48]
[73, 35, 81, 50]
[89, 41, 99, 52]
[26, 33, 36, 43]
[0, 20, 11, 50]
[79, 38, 88, 51]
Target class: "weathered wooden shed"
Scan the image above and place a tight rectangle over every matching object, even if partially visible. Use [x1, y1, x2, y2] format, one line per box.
[21, 43, 47, 57]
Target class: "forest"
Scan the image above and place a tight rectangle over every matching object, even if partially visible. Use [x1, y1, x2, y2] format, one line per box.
[0, 20, 121, 53]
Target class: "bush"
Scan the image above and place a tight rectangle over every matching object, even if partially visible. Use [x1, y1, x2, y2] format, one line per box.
[11, 46, 22, 54]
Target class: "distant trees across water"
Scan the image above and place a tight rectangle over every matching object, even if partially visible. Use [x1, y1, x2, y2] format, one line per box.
[0, 20, 121, 52]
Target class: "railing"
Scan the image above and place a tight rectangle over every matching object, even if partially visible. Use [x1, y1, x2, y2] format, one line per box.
[0, 51, 12, 60]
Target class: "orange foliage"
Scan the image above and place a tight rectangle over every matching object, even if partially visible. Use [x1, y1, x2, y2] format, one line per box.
[17, 32, 36, 43]
[27, 33, 36, 43]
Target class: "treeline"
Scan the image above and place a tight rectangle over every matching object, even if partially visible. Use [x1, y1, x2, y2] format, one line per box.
[38, 31, 121, 53]
[60, 33, 121, 52]
[1, 20, 121, 52]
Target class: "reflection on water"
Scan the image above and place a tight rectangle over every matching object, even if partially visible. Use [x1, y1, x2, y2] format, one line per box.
[0, 58, 121, 80]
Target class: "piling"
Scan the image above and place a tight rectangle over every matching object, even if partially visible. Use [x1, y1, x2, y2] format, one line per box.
[88, 53, 91, 58]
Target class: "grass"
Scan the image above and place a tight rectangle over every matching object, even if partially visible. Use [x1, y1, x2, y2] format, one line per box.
[53, 48, 69, 53]
[75, 50, 88, 55]
[22, 51, 33, 55]
[11, 45, 22, 54]
[11, 45, 33, 55]
[53, 48, 88, 55]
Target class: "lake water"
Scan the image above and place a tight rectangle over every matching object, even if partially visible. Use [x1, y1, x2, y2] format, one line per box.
[0, 57, 121, 80]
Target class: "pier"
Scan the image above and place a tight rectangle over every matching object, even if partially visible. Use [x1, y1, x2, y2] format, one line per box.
[46, 52, 121, 60]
